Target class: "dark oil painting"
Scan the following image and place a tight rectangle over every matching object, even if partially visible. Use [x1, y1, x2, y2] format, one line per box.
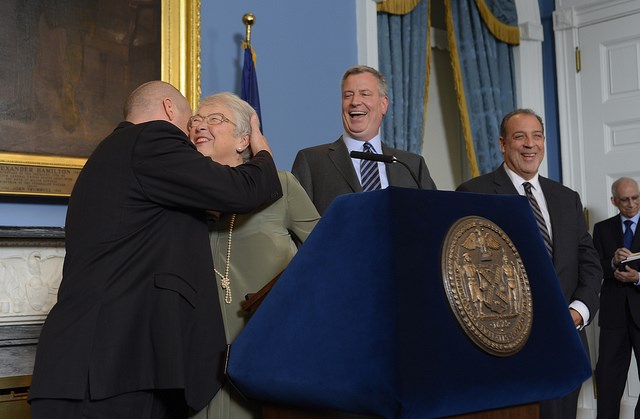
[0, 0, 161, 158]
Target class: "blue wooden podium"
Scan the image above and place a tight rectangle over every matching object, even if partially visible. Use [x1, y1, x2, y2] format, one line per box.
[227, 188, 592, 418]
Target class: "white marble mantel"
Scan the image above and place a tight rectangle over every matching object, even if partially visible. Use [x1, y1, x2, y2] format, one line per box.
[0, 227, 65, 326]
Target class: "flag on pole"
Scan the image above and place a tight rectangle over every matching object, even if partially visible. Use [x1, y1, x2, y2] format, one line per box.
[241, 42, 263, 130]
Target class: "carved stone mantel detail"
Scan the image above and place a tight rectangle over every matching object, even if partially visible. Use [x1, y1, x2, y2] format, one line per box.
[0, 228, 64, 326]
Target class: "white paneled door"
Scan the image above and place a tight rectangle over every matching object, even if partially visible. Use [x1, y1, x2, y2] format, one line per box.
[581, 12, 640, 226]
[579, 10, 640, 419]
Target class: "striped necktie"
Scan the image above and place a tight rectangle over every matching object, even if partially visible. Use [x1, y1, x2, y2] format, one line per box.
[360, 142, 381, 192]
[523, 182, 553, 257]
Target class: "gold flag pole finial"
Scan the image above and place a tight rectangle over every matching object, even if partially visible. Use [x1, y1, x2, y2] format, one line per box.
[243, 13, 255, 44]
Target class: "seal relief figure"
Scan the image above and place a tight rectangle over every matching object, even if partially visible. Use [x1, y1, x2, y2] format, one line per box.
[442, 216, 533, 356]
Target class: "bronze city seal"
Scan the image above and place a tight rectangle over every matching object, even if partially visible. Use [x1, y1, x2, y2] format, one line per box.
[441, 216, 532, 356]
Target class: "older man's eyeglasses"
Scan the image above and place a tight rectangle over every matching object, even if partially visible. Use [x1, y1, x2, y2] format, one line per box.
[188, 113, 236, 129]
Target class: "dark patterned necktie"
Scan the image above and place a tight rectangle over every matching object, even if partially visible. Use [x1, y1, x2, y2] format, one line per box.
[523, 182, 553, 257]
[360, 142, 381, 192]
[624, 219, 634, 249]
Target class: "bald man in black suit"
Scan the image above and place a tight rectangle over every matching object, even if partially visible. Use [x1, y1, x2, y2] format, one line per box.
[29, 81, 282, 419]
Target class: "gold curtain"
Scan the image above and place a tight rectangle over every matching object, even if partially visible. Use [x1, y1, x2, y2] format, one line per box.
[474, 0, 519, 45]
[444, 0, 479, 177]
[445, 0, 519, 177]
[377, 0, 421, 15]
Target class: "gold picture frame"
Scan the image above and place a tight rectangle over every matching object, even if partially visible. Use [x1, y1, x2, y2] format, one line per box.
[0, 0, 201, 197]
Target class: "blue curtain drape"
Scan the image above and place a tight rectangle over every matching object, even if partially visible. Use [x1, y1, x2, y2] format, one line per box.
[377, 0, 429, 155]
[447, 0, 518, 175]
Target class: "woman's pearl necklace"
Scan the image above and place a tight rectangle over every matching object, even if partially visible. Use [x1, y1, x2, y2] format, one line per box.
[214, 214, 236, 304]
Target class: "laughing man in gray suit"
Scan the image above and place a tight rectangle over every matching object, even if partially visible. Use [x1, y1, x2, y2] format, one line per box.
[291, 65, 437, 215]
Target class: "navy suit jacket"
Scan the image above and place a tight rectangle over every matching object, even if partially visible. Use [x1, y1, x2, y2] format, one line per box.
[29, 121, 282, 410]
[593, 214, 640, 328]
[291, 137, 437, 215]
[456, 164, 602, 324]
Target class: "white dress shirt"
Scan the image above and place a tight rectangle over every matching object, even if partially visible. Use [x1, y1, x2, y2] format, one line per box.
[503, 165, 589, 328]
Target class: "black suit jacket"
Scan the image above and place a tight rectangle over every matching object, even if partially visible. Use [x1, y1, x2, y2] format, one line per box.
[593, 214, 640, 328]
[29, 121, 282, 410]
[291, 137, 437, 215]
[456, 164, 602, 322]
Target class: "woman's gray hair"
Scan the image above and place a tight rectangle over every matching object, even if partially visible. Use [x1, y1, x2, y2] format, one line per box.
[198, 92, 257, 162]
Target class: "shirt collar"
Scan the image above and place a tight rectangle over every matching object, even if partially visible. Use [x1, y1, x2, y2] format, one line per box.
[622, 212, 640, 225]
[343, 132, 383, 154]
[503, 165, 541, 193]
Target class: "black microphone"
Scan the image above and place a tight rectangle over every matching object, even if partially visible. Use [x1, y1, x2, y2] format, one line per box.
[349, 150, 422, 189]
[349, 150, 396, 164]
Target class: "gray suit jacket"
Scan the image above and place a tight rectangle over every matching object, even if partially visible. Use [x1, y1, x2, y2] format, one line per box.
[291, 137, 437, 215]
[456, 164, 602, 322]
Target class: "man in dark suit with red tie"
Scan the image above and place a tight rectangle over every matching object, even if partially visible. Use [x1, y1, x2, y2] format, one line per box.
[593, 177, 640, 419]
[456, 108, 602, 419]
[29, 81, 283, 419]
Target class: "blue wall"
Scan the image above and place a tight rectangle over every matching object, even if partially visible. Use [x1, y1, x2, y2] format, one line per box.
[0, 1, 357, 227]
[0, 0, 563, 225]
[200, 1, 357, 170]
[0, 197, 68, 227]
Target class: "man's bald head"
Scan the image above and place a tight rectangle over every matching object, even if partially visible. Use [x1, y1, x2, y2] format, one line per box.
[123, 81, 192, 134]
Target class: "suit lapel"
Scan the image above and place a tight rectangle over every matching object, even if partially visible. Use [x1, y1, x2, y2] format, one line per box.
[609, 214, 640, 252]
[539, 176, 556, 216]
[328, 137, 361, 192]
[382, 144, 401, 186]
[628, 216, 640, 252]
[492, 164, 518, 195]
[602, 215, 622, 249]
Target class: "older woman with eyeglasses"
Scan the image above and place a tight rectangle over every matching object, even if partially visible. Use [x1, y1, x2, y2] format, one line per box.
[188, 92, 320, 419]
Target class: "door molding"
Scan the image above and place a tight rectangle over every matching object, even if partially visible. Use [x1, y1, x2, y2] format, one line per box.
[554, 0, 640, 197]
[554, 2, 640, 418]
